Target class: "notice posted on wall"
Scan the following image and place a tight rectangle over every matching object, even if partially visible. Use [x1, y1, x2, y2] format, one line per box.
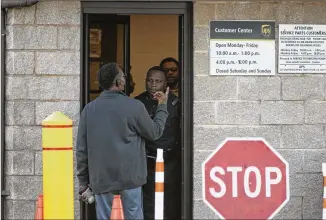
[209, 20, 276, 76]
[278, 24, 326, 74]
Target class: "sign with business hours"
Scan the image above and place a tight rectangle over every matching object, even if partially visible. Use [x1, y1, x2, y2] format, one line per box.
[209, 20, 276, 75]
[278, 24, 326, 73]
[202, 138, 289, 220]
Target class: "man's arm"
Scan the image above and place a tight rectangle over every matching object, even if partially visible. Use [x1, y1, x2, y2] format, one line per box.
[134, 102, 169, 141]
[76, 108, 89, 188]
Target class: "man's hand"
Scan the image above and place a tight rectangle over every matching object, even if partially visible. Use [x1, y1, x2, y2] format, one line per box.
[79, 185, 88, 197]
[153, 87, 169, 105]
[79, 185, 95, 204]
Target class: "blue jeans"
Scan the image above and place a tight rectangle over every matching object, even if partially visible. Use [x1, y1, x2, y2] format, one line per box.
[95, 187, 144, 220]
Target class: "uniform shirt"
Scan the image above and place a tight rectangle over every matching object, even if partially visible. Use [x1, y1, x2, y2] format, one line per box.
[170, 87, 178, 97]
[135, 91, 181, 154]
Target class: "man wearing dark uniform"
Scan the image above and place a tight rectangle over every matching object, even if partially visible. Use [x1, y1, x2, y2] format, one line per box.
[135, 66, 181, 220]
[160, 57, 180, 97]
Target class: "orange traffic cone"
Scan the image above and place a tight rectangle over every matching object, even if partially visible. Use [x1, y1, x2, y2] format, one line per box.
[110, 195, 125, 220]
[34, 194, 44, 220]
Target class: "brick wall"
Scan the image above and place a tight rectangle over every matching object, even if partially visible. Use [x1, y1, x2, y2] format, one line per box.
[3, 0, 326, 219]
[193, 1, 326, 219]
[4, 1, 81, 219]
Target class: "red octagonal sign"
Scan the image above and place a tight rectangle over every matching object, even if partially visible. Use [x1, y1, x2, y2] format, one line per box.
[202, 138, 289, 219]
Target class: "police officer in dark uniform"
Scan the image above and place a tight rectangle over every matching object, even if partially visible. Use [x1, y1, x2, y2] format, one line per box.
[135, 66, 181, 220]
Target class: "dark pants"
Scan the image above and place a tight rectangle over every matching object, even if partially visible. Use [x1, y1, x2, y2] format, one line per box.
[143, 153, 181, 220]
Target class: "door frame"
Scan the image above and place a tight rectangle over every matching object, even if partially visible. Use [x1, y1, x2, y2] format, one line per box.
[80, 2, 193, 219]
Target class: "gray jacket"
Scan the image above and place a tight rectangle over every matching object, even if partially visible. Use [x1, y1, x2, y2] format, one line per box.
[76, 90, 168, 194]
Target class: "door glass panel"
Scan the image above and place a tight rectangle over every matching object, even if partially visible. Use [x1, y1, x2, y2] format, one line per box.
[87, 16, 128, 102]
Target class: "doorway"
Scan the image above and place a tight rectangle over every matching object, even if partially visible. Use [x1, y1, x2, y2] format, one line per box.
[86, 14, 179, 100]
[80, 2, 193, 219]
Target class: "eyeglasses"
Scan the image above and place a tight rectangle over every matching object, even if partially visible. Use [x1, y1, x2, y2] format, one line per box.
[163, 67, 178, 73]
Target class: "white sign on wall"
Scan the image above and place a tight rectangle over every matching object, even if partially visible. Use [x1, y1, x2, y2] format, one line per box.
[278, 24, 326, 74]
[209, 20, 276, 76]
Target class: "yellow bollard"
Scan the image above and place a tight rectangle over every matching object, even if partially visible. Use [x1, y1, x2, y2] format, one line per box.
[42, 111, 74, 219]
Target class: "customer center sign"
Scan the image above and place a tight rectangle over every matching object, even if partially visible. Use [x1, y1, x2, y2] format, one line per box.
[209, 20, 276, 76]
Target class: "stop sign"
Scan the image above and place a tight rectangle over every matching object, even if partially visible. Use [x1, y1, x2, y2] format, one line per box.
[202, 138, 289, 219]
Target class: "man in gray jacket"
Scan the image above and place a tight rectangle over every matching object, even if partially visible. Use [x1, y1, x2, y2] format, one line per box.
[76, 62, 169, 220]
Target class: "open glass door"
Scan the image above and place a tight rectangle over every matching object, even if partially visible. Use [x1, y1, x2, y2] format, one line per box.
[81, 14, 130, 219]
[83, 14, 131, 105]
